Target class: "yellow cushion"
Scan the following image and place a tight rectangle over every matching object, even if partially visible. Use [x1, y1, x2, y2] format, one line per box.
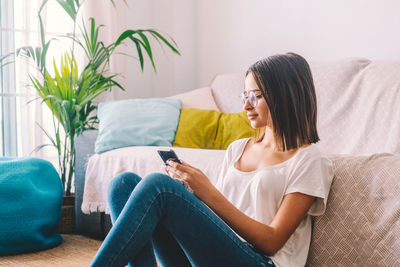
[173, 109, 253, 150]
[216, 111, 254, 149]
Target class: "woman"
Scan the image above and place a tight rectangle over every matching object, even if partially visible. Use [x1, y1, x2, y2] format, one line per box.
[90, 52, 334, 267]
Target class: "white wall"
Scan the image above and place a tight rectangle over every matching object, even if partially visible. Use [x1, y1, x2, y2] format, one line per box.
[195, 0, 400, 86]
[88, 0, 400, 100]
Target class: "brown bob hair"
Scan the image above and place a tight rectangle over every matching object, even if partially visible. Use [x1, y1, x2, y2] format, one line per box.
[246, 52, 320, 151]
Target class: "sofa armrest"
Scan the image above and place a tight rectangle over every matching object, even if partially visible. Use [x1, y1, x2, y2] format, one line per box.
[74, 130, 108, 238]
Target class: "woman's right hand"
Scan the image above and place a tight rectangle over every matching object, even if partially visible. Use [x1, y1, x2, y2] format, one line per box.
[164, 160, 216, 200]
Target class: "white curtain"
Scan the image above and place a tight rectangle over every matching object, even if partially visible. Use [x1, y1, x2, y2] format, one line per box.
[83, 0, 196, 101]
[14, 0, 48, 160]
[1, 0, 17, 156]
[1, 0, 83, 168]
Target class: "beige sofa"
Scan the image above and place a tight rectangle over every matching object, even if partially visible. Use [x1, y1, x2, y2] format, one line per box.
[76, 58, 400, 266]
[211, 59, 400, 266]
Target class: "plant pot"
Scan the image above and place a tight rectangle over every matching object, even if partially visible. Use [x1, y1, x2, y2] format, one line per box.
[58, 194, 76, 234]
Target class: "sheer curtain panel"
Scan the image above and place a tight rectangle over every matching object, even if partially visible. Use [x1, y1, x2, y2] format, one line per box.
[1, 0, 17, 156]
[0, 0, 79, 169]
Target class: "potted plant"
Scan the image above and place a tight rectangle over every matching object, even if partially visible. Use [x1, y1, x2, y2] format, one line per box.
[18, 0, 180, 233]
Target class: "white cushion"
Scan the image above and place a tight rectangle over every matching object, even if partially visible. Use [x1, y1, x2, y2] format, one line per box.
[169, 86, 220, 111]
[210, 72, 245, 113]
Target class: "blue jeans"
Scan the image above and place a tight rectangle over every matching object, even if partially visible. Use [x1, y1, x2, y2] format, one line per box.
[90, 172, 275, 267]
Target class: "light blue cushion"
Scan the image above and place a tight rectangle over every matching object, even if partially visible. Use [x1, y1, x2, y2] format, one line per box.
[95, 98, 181, 154]
[0, 157, 63, 255]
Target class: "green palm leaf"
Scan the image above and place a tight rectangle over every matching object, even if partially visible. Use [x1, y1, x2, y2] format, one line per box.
[115, 28, 180, 71]
[55, 0, 79, 21]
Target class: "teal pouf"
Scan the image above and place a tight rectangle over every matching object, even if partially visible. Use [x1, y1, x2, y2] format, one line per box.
[0, 157, 63, 255]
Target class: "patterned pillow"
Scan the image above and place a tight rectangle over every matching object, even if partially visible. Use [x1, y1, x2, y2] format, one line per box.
[306, 153, 400, 267]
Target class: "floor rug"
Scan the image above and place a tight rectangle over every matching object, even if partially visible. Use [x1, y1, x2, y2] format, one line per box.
[0, 234, 102, 266]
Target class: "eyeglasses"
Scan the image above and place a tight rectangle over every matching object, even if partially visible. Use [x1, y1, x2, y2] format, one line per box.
[240, 90, 262, 108]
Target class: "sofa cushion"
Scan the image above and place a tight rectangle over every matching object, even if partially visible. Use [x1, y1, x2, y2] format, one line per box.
[215, 111, 254, 149]
[306, 153, 400, 266]
[172, 109, 253, 150]
[169, 86, 220, 111]
[209, 72, 245, 113]
[95, 98, 181, 154]
[173, 109, 220, 149]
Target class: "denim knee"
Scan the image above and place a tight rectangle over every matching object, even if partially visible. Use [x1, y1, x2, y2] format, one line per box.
[107, 172, 142, 203]
[137, 173, 187, 197]
[145, 172, 170, 183]
[141, 173, 177, 189]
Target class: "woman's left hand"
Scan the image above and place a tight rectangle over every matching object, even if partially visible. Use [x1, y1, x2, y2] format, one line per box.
[165, 160, 214, 200]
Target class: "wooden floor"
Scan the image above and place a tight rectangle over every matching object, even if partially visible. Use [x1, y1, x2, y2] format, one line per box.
[0, 234, 102, 267]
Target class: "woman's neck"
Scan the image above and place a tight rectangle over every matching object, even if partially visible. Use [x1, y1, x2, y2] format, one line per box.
[258, 127, 309, 153]
[259, 127, 278, 151]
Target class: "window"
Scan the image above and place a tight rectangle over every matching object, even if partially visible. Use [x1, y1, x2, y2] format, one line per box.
[0, 0, 84, 166]
[0, 0, 17, 157]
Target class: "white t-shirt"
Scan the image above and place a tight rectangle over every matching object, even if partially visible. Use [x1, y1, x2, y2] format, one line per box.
[214, 138, 334, 267]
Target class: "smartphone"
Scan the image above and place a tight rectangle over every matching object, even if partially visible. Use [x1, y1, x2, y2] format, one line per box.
[157, 149, 182, 165]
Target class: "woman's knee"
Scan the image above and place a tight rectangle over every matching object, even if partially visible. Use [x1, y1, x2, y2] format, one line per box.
[138, 173, 186, 196]
[142, 172, 176, 188]
[107, 172, 142, 200]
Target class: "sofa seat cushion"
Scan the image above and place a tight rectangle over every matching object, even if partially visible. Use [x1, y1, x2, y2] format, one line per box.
[306, 153, 400, 266]
[82, 146, 226, 214]
[0, 157, 63, 255]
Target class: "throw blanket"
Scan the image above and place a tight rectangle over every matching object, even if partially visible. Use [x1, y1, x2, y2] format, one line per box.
[82, 146, 226, 214]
